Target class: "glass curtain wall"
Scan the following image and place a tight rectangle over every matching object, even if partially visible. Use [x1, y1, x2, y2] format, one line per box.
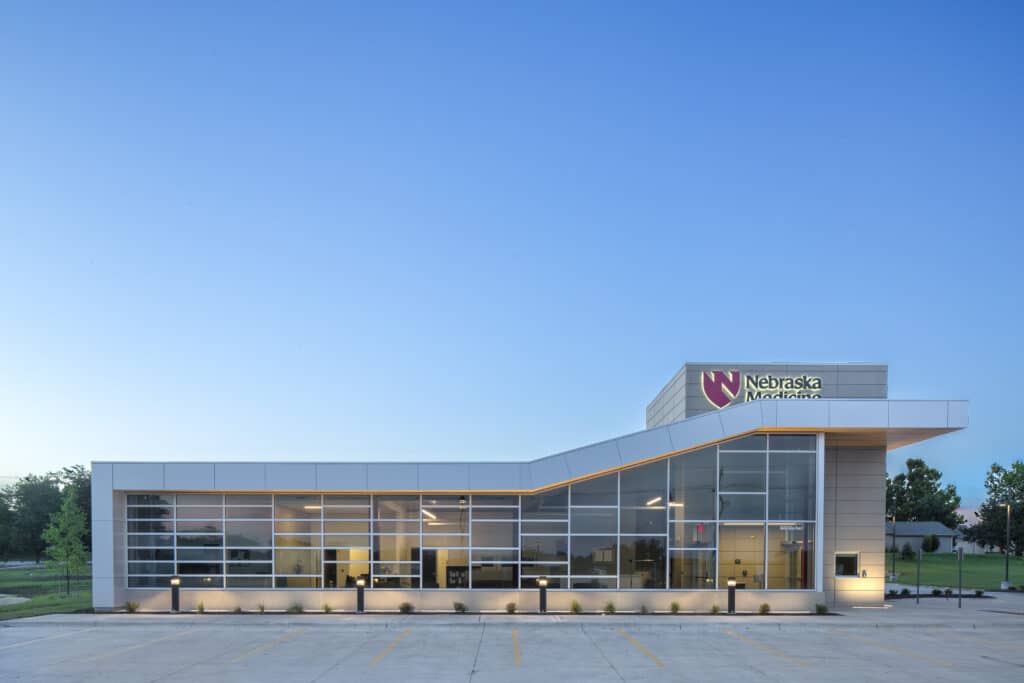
[124, 433, 817, 591]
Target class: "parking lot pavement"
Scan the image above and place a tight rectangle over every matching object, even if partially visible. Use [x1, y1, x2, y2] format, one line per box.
[2, 594, 1023, 682]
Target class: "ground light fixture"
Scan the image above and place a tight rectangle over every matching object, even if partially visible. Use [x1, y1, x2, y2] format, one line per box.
[356, 577, 366, 613]
[537, 577, 548, 613]
[169, 575, 181, 613]
[727, 578, 737, 614]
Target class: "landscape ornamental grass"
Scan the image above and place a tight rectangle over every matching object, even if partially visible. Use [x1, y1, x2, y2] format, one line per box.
[570, 600, 582, 614]
[399, 602, 414, 614]
[196, 601, 205, 614]
[815, 603, 828, 615]
[505, 602, 517, 614]
[710, 603, 720, 614]
[603, 601, 616, 615]
[670, 601, 680, 614]
[453, 601, 467, 613]
[124, 600, 138, 613]
[758, 603, 770, 615]
[287, 603, 303, 614]
[257, 603, 266, 614]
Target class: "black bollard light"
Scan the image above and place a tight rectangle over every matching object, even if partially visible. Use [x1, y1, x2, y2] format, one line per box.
[537, 577, 548, 613]
[727, 578, 736, 614]
[170, 575, 181, 613]
[356, 577, 366, 613]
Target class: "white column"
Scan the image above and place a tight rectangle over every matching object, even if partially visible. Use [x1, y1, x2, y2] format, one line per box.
[815, 432, 825, 592]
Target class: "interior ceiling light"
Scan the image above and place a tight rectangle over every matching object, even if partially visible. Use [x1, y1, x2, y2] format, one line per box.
[645, 496, 663, 506]
[421, 509, 437, 520]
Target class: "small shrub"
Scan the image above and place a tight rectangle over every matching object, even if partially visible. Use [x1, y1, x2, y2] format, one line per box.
[453, 602, 467, 613]
[124, 600, 139, 613]
[639, 605, 649, 615]
[670, 601, 680, 615]
[287, 603, 303, 614]
[920, 534, 940, 553]
[931, 588, 942, 597]
[899, 542, 915, 561]
[710, 603, 720, 614]
[900, 588, 910, 596]
[570, 600, 582, 614]
[506, 602, 517, 614]
[974, 589, 984, 597]
[233, 606, 243, 614]
[603, 601, 616, 615]
[943, 588, 953, 598]
[815, 603, 828, 615]
[886, 590, 898, 598]
[323, 604, 333, 614]
[257, 603, 266, 614]
[758, 603, 770, 615]
[196, 601, 205, 614]
[398, 602, 414, 614]
[1009, 585, 1018, 592]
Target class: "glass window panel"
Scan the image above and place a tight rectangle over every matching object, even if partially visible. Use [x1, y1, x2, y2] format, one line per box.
[719, 452, 766, 492]
[571, 577, 616, 589]
[127, 576, 168, 588]
[274, 534, 318, 547]
[127, 507, 172, 520]
[471, 495, 517, 506]
[620, 460, 666, 506]
[323, 506, 370, 520]
[324, 521, 369, 534]
[324, 562, 371, 588]
[226, 506, 272, 519]
[181, 576, 223, 588]
[275, 549, 321, 575]
[719, 434, 767, 451]
[719, 494, 766, 520]
[670, 550, 717, 589]
[521, 521, 567, 534]
[176, 548, 222, 561]
[471, 521, 518, 547]
[226, 562, 272, 575]
[422, 534, 469, 548]
[374, 495, 420, 519]
[768, 452, 815, 520]
[225, 521, 272, 547]
[371, 576, 418, 589]
[127, 562, 174, 574]
[275, 495, 322, 520]
[471, 549, 517, 562]
[471, 508, 516, 520]
[323, 495, 370, 506]
[521, 536, 568, 562]
[176, 507, 223, 520]
[522, 576, 565, 588]
[127, 520, 172, 533]
[227, 549, 272, 561]
[520, 564, 567, 576]
[835, 553, 858, 577]
[128, 534, 174, 547]
[127, 494, 173, 506]
[227, 576, 273, 588]
[420, 495, 464, 506]
[275, 576, 321, 588]
[177, 494, 222, 506]
[718, 524, 765, 589]
[570, 536, 617, 576]
[373, 535, 420, 562]
[471, 564, 518, 588]
[176, 534, 223, 547]
[324, 534, 370, 547]
[325, 548, 370, 562]
[275, 520, 321, 533]
[225, 494, 272, 505]
[620, 508, 666, 535]
[669, 447, 716, 520]
[671, 521, 716, 548]
[522, 487, 567, 520]
[177, 562, 222, 575]
[128, 548, 174, 561]
[769, 434, 816, 451]
[373, 562, 420, 576]
[619, 536, 667, 588]
[176, 520, 223, 533]
[570, 508, 616, 534]
[374, 520, 420, 534]
[767, 523, 815, 589]
[570, 473, 617, 506]
[422, 549, 469, 588]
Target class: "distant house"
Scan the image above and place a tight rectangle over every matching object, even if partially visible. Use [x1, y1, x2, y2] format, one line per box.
[885, 521, 959, 553]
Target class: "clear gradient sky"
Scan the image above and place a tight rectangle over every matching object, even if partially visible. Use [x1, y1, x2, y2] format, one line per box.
[1, 2, 1021, 506]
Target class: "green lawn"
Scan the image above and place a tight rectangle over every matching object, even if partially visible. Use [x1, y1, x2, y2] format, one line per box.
[0, 565, 92, 620]
[885, 552, 1024, 591]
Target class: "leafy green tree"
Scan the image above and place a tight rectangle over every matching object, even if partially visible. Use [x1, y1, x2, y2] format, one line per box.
[0, 486, 14, 560]
[963, 460, 1024, 555]
[42, 492, 89, 595]
[886, 458, 963, 529]
[11, 474, 63, 563]
[55, 465, 91, 549]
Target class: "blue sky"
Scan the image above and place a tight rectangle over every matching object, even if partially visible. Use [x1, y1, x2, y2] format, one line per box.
[1, 2, 1021, 506]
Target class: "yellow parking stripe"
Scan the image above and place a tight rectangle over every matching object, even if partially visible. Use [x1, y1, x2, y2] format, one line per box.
[370, 628, 411, 666]
[79, 628, 201, 663]
[512, 629, 521, 667]
[228, 627, 307, 664]
[618, 630, 664, 668]
[844, 633, 953, 669]
[723, 629, 807, 667]
[0, 628, 97, 652]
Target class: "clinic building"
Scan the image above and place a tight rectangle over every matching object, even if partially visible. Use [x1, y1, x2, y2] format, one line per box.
[90, 362, 967, 612]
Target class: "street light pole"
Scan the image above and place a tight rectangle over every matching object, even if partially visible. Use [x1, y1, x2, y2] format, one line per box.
[1003, 503, 1012, 587]
[888, 514, 897, 580]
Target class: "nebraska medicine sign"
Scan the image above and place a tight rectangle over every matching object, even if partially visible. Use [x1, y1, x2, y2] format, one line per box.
[701, 370, 823, 409]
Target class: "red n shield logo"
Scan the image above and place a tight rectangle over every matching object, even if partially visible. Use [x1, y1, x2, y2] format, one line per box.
[701, 370, 741, 409]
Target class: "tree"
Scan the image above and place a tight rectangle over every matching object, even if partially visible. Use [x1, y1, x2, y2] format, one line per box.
[42, 492, 89, 595]
[963, 460, 1024, 555]
[0, 486, 14, 560]
[55, 465, 91, 549]
[920, 534, 940, 553]
[11, 475, 63, 563]
[886, 458, 963, 529]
